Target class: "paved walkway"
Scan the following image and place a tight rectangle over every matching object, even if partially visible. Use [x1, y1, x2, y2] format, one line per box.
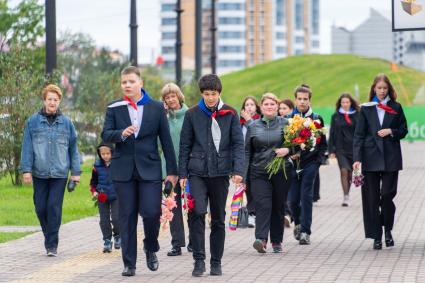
[0, 226, 41, 233]
[1, 142, 425, 283]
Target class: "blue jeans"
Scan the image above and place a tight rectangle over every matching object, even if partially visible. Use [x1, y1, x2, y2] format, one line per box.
[33, 177, 67, 250]
[288, 163, 320, 235]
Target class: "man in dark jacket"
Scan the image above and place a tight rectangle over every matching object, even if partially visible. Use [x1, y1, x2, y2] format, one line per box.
[102, 66, 178, 277]
[287, 84, 328, 245]
[179, 74, 244, 277]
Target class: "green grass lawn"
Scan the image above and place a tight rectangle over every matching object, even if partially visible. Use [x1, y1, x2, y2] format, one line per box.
[220, 54, 425, 108]
[0, 161, 98, 226]
[0, 232, 34, 243]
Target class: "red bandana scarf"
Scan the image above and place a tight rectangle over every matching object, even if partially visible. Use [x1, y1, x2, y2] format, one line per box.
[240, 113, 260, 125]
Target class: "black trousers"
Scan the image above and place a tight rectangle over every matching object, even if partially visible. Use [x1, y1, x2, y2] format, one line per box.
[170, 182, 186, 248]
[114, 170, 162, 269]
[188, 176, 229, 265]
[362, 171, 398, 239]
[245, 184, 255, 215]
[313, 172, 321, 202]
[33, 177, 67, 250]
[98, 199, 120, 241]
[250, 172, 292, 243]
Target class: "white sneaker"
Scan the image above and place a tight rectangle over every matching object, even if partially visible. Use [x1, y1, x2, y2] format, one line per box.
[284, 215, 291, 228]
[248, 215, 255, 228]
[299, 232, 310, 245]
[342, 195, 350, 207]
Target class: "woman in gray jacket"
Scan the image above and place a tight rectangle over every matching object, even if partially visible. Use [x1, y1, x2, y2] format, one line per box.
[244, 93, 293, 254]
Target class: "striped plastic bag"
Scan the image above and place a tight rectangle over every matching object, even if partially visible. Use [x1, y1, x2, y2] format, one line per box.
[229, 183, 245, 231]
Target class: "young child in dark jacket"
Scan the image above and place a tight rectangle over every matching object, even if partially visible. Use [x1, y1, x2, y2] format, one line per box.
[90, 143, 120, 253]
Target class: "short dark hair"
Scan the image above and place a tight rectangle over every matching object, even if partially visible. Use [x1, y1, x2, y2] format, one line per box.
[121, 66, 141, 78]
[294, 84, 312, 99]
[198, 74, 222, 93]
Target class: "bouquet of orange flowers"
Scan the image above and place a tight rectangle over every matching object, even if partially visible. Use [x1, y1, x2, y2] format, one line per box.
[266, 114, 327, 179]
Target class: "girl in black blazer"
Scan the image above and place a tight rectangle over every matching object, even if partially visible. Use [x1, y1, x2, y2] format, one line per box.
[353, 74, 408, 250]
[329, 93, 360, 207]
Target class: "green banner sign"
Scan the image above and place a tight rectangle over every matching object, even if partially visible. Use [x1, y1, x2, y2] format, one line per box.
[315, 106, 425, 141]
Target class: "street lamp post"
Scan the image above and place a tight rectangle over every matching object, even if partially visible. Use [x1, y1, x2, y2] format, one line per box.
[210, 0, 217, 74]
[195, 0, 202, 80]
[45, 0, 57, 74]
[175, 0, 183, 87]
[130, 0, 138, 66]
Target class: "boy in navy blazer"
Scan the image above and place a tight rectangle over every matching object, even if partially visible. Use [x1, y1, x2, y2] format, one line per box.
[102, 66, 177, 276]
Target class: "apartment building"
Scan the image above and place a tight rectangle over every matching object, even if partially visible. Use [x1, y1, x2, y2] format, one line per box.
[160, 0, 320, 74]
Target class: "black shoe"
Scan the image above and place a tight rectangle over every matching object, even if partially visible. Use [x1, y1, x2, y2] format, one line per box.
[114, 236, 121, 249]
[385, 230, 394, 247]
[146, 251, 159, 271]
[192, 260, 205, 277]
[373, 239, 382, 250]
[187, 244, 193, 253]
[210, 263, 222, 276]
[167, 247, 182, 256]
[46, 248, 57, 257]
[103, 239, 112, 253]
[121, 267, 136, 276]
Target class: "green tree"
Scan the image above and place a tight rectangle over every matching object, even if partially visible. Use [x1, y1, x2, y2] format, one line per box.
[182, 77, 201, 107]
[0, 0, 47, 186]
[141, 66, 167, 100]
[57, 32, 126, 153]
[57, 32, 170, 153]
[0, 0, 44, 51]
[0, 47, 51, 185]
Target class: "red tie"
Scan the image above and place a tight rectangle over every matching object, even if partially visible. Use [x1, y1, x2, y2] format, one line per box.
[377, 103, 398, 115]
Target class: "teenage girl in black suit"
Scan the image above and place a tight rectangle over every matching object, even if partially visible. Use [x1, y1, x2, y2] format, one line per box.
[353, 74, 408, 250]
[329, 93, 360, 207]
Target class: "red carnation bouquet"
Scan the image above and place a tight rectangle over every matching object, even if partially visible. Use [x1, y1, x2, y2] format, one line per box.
[92, 190, 108, 207]
[266, 114, 327, 179]
[182, 180, 195, 215]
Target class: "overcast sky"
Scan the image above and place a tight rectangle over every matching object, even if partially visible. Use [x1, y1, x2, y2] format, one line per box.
[13, 0, 392, 64]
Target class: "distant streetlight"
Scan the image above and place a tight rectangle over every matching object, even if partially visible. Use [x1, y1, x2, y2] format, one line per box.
[195, 0, 202, 80]
[210, 0, 217, 74]
[175, 0, 183, 86]
[130, 0, 138, 66]
[45, 0, 57, 74]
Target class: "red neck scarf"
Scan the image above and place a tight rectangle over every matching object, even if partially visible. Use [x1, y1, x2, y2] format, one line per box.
[123, 96, 138, 110]
[240, 113, 260, 125]
[377, 103, 398, 115]
[212, 109, 235, 118]
[344, 113, 352, 125]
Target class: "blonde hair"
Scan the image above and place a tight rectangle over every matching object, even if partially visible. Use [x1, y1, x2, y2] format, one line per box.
[42, 84, 63, 100]
[161, 83, 185, 104]
[260, 92, 279, 105]
[121, 66, 141, 78]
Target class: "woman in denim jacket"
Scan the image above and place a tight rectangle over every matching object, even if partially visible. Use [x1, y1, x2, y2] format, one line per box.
[20, 84, 81, 257]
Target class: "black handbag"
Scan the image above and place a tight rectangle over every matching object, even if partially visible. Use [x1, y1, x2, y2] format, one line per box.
[237, 206, 249, 228]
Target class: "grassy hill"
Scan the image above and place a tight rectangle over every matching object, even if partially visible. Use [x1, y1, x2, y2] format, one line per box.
[220, 54, 425, 108]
